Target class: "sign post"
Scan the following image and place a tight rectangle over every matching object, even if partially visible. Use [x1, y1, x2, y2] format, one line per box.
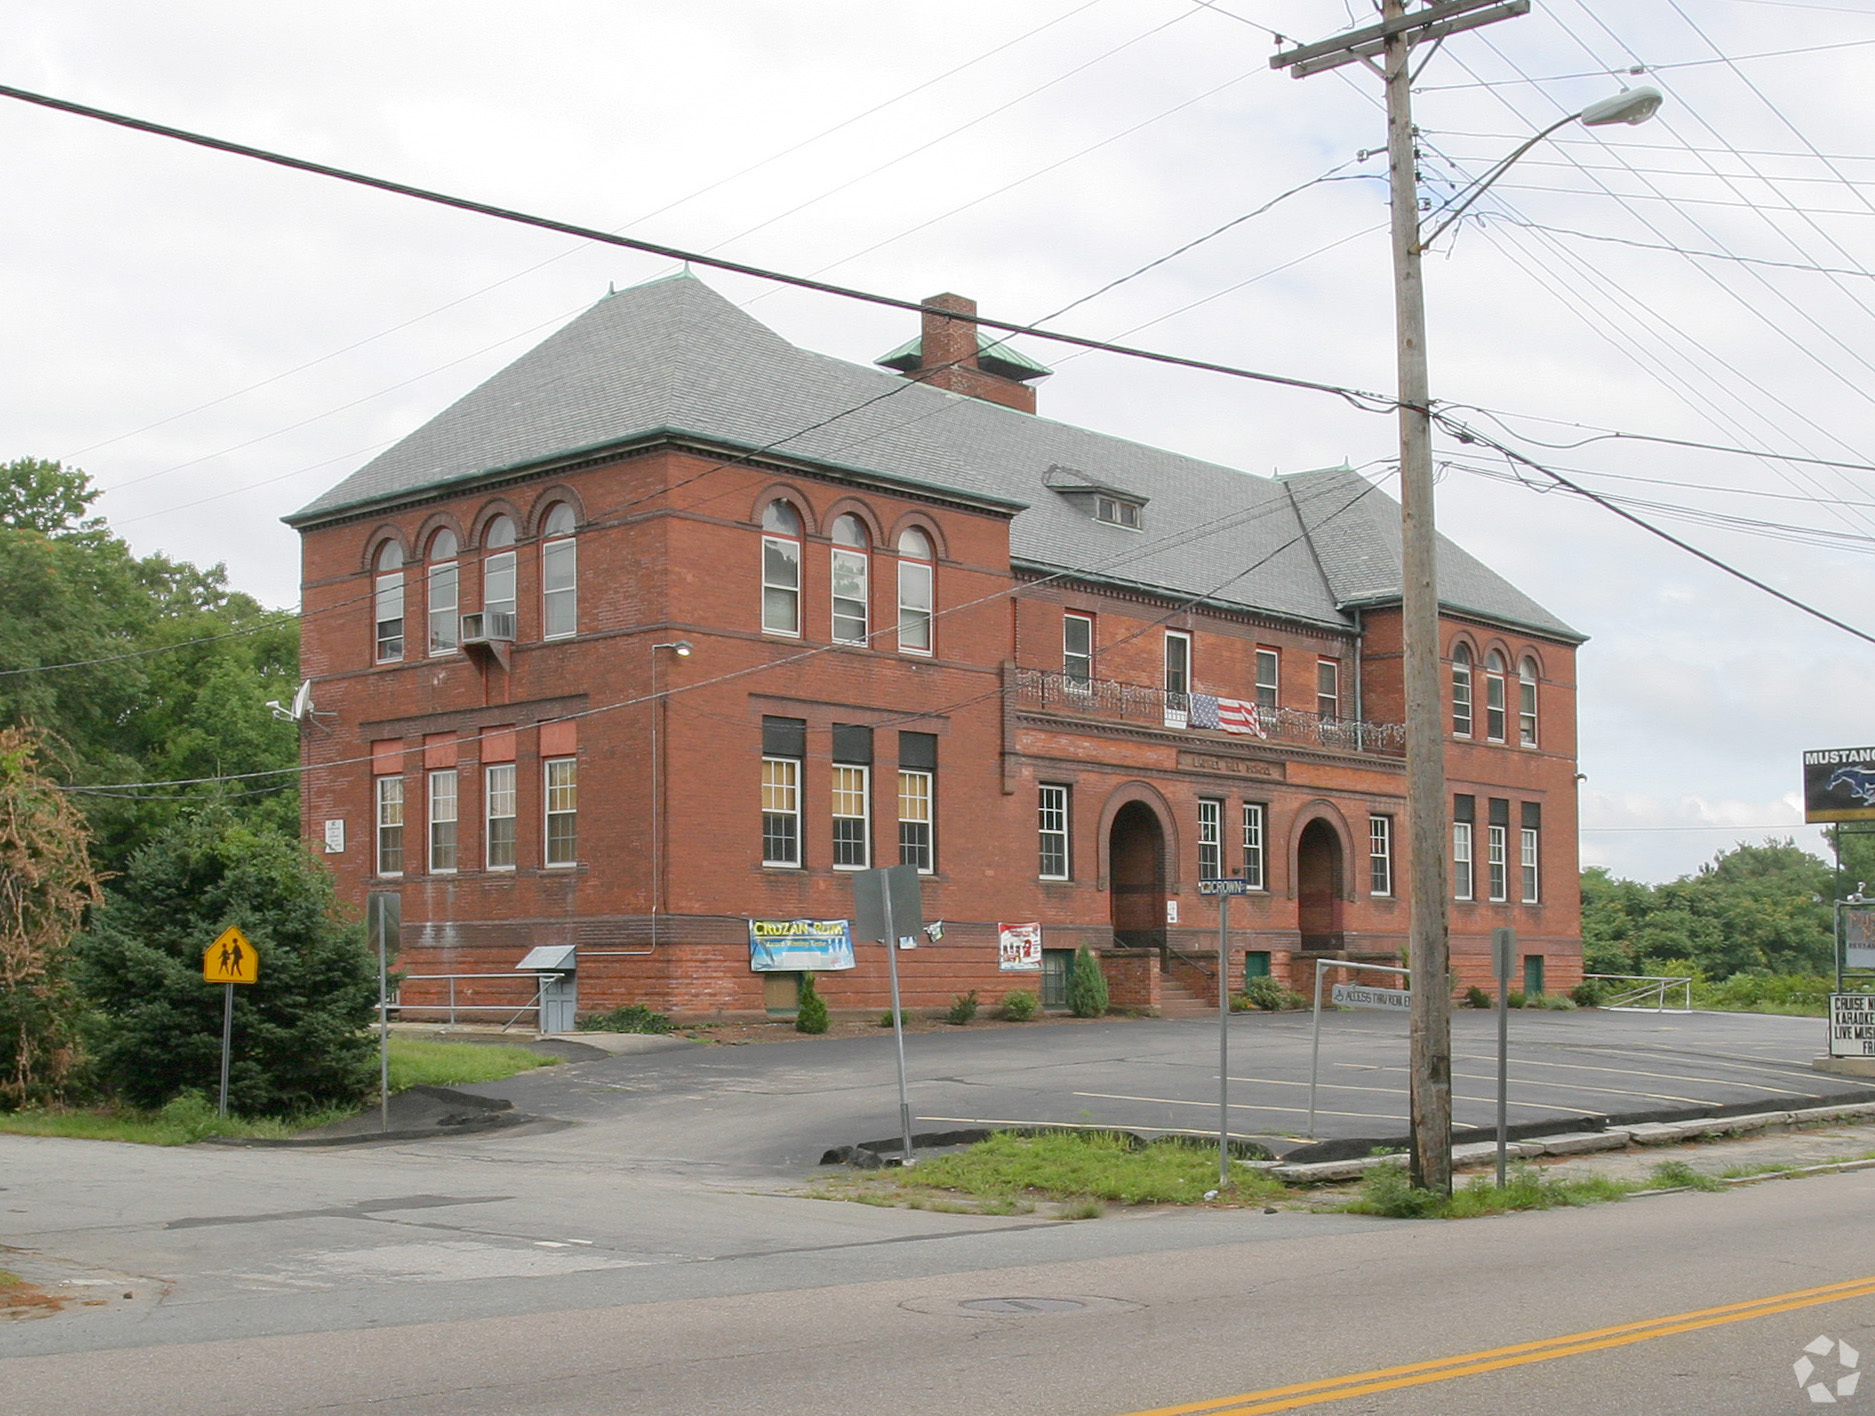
[1492, 926, 1515, 1188]
[1199, 877, 1255, 1188]
[202, 926, 259, 1117]
[853, 864, 923, 1164]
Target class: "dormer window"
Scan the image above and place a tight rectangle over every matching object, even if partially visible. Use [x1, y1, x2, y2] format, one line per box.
[1095, 495, 1141, 530]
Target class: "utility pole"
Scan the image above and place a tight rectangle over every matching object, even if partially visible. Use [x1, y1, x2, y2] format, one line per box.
[1274, 0, 1528, 1194]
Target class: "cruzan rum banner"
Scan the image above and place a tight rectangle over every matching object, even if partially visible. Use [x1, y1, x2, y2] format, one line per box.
[748, 919, 856, 973]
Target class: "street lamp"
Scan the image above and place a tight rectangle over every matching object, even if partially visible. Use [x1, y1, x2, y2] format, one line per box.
[649, 639, 693, 950]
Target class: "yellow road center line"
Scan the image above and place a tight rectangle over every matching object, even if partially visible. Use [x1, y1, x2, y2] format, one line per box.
[1117, 1275, 1875, 1416]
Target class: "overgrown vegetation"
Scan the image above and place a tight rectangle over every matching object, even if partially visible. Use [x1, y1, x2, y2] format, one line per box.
[1235, 976, 1306, 1011]
[386, 1037, 556, 1088]
[580, 1003, 671, 1034]
[1067, 945, 1109, 1018]
[1344, 1161, 1635, 1219]
[0, 1091, 348, 1146]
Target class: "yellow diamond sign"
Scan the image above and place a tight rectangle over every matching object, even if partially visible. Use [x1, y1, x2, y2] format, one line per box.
[203, 926, 258, 985]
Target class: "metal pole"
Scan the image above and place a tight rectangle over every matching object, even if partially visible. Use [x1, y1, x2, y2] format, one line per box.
[1384, 0, 1455, 1196]
[218, 982, 234, 1118]
[1217, 891, 1230, 1188]
[1495, 931, 1511, 1188]
[379, 902, 391, 1133]
[1307, 958, 1326, 1139]
[651, 647, 661, 952]
[882, 889, 914, 1163]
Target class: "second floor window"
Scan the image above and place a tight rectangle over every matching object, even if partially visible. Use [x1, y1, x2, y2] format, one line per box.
[1038, 784, 1070, 879]
[1452, 644, 1473, 737]
[1063, 613, 1093, 686]
[897, 527, 934, 654]
[374, 542, 405, 663]
[1487, 823, 1509, 902]
[483, 516, 517, 633]
[830, 514, 869, 645]
[899, 769, 933, 873]
[1453, 821, 1474, 902]
[544, 757, 578, 865]
[1255, 650, 1279, 711]
[541, 504, 578, 639]
[761, 756, 801, 866]
[1317, 659, 1340, 719]
[762, 500, 802, 636]
[375, 775, 404, 875]
[832, 764, 870, 869]
[429, 769, 458, 873]
[1198, 798, 1222, 879]
[427, 530, 459, 656]
[1242, 803, 1265, 889]
[485, 763, 516, 870]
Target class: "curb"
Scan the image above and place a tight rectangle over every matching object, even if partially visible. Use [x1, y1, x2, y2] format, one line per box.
[201, 1085, 540, 1148]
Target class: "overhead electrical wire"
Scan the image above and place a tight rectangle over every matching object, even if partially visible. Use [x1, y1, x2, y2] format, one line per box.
[1414, 32, 1875, 89]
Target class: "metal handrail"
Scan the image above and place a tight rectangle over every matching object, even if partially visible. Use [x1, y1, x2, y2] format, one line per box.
[389, 972, 551, 1031]
[1584, 973, 1693, 1013]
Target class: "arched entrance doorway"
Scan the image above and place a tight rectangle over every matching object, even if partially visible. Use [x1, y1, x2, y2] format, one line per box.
[1108, 801, 1166, 952]
[1296, 818, 1344, 952]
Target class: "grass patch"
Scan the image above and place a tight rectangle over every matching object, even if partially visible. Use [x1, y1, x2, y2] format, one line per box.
[385, 1037, 557, 1089]
[1647, 1159, 1727, 1192]
[0, 1092, 351, 1146]
[1716, 1160, 1795, 1181]
[1344, 1161, 1636, 1218]
[579, 1003, 671, 1034]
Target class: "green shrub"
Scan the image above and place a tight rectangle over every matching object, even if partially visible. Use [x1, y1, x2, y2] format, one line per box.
[999, 989, 1038, 1022]
[1067, 945, 1109, 1018]
[1543, 994, 1576, 1010]
[795, 973, 828, 1034]
[1506, 990, 1526, 1010]
[878, 1008, 907, 1028]
[1570, 979, 1610, 1007]
[946, 990, 979, 1025]
[1239, 976, 1291, 1011]
[580, 1003, 671, 1034]
[1464, 985, 1492, 1009]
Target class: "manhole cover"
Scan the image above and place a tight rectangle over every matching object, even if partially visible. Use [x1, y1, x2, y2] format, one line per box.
[957, 1297, 1088, 1316]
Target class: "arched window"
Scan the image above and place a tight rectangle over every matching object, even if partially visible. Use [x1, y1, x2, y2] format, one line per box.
[897, 527, 934, 654]
[1518, 656, 1539, 746]
[541, 504, 577, 639]
[482, 516, 517, 635]
[1485, 650, 1508, 742]
[1451, 643, 1472, 737]
[761, 500, 802, 636]
[374, 541, 405, 664]
[427, 530, 459, 655]
[830, 514, 870, 645]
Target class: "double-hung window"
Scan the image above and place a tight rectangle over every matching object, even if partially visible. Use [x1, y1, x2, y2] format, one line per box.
[830, 514, 869, 646]
[1241, 803, 1266, 889]
[1518, 657, 1539, 746]
[428, 769, 458, 873]
[485, 763, 516, 870]
[1521, 802, 1541, 903]
[1063, 613, 1093, 687]
[1453, 794, 1475, 902]
[1369, 814, 1393, 897]
[1451, 644, 1473, 737]
[897, 732, 936, 873]
[544, 757, 577, 866]
[831, 724, 872, 870]
[1255, 650, 1279, 712]
[1485, 652, 1508, 742]
[374, 543, 405, 663]
[761, 716, 805, 867]
[541, 505, 578, 639]
[375, 775, 404, 876]
[1487, 798, 1510, 902]
[482, 516, 517, 637]
[761, 501, 802, 637]
[1197, 798, 1222, 879]
[427, 531, 459, 655]
[897, 528, 934, 654]
[1163, 630, 1191, 728]
[1317, 659, 1340, 719]
[1038, 785, 1070, 880]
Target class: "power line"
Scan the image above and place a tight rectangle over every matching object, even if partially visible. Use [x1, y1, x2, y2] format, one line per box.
[1414, 33, 1875, 89]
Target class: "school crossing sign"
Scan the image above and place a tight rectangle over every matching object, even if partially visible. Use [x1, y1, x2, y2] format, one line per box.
[203, 926, 259, 985]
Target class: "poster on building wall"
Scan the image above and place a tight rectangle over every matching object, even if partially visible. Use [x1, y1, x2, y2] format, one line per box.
[748, 919, 856, 973]
[1804, 747, 1875, 822]
[998, 922, 1043, 971]
[1845, 907, 1875, 972]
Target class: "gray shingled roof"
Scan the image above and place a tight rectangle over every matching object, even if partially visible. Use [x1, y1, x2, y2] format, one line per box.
[289, 273, 1579, 641]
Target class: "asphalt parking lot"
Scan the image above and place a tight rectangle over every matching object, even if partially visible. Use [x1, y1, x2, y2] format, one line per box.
[467, 1006, 1873, 1170]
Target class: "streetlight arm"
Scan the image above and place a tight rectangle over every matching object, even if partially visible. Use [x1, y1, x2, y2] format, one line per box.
[1419, 112, 1576, 250]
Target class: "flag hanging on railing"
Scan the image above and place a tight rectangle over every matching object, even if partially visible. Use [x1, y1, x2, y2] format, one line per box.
[1215, 696, 1265, 738]
[1189, 693, 1221, 730]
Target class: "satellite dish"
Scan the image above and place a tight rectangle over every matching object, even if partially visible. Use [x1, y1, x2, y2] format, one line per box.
[268, 680, 317, 725]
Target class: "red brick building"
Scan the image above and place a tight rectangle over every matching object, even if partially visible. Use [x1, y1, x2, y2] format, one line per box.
[287, 275, 1584, 1021]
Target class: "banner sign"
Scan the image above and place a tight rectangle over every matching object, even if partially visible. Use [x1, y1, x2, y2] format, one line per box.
[998, 922, 1043, 972]
[1846, 907, 1875, 972]
[1829, 993, 1875, 1058]
[1804, 747, 1875, 822]
[1331, 982, 1410, 1012]
[748, 919, 856, 973]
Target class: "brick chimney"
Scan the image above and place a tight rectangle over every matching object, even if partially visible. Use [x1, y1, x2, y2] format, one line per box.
[875, 292, 1050, 414]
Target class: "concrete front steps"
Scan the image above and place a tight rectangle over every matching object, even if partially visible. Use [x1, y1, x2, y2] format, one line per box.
[1159, 976, 1217, 1019]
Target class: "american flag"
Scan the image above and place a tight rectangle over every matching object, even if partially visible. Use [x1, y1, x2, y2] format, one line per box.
[1215, 696, 1265, 738]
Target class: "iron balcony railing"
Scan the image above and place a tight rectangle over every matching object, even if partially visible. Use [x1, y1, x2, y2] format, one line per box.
[1008, 666, 1406, 757]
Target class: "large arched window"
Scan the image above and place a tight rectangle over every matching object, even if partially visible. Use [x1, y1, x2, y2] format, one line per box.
[374, 541, 405, 664]
[1518, 656, 1539, 747]
[897, 527, 933, 654]
[830, 514, 869, 645]
[1451, 643, 1473, 737]
[482, 515, 517, 635]
[541, 504, 577, 639]
[427, 529, 459, 656]
[762, 500, 802, 636]
[1485, 650, 1508, 742]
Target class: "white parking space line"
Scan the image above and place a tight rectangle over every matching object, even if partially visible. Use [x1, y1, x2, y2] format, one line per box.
[1073, 1089, 1404, 1122]
[1226, 1074, 1598, 1115]
[915, 1116, 1282, 1140]
[1348, 1062, 1718, 1107]
[1450, 1050, 1813, 1096]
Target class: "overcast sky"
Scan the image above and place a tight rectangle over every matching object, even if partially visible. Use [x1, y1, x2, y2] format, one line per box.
[5, 0, 1873, 884]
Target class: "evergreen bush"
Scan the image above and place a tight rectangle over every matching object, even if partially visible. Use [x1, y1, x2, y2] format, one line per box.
[946, 989, 979, 1025]
[1464, 985, 1492, 1009]
[1067, 945, 1109, 1018]
[794, 972, 828, 1034]
[999, 989, 1038, 1021]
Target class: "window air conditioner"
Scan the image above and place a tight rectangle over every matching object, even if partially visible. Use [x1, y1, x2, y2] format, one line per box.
[460, 611, 516, 645]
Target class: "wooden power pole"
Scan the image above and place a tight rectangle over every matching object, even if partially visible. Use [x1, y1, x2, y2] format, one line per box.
[1273, 0, 1528, 1194]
